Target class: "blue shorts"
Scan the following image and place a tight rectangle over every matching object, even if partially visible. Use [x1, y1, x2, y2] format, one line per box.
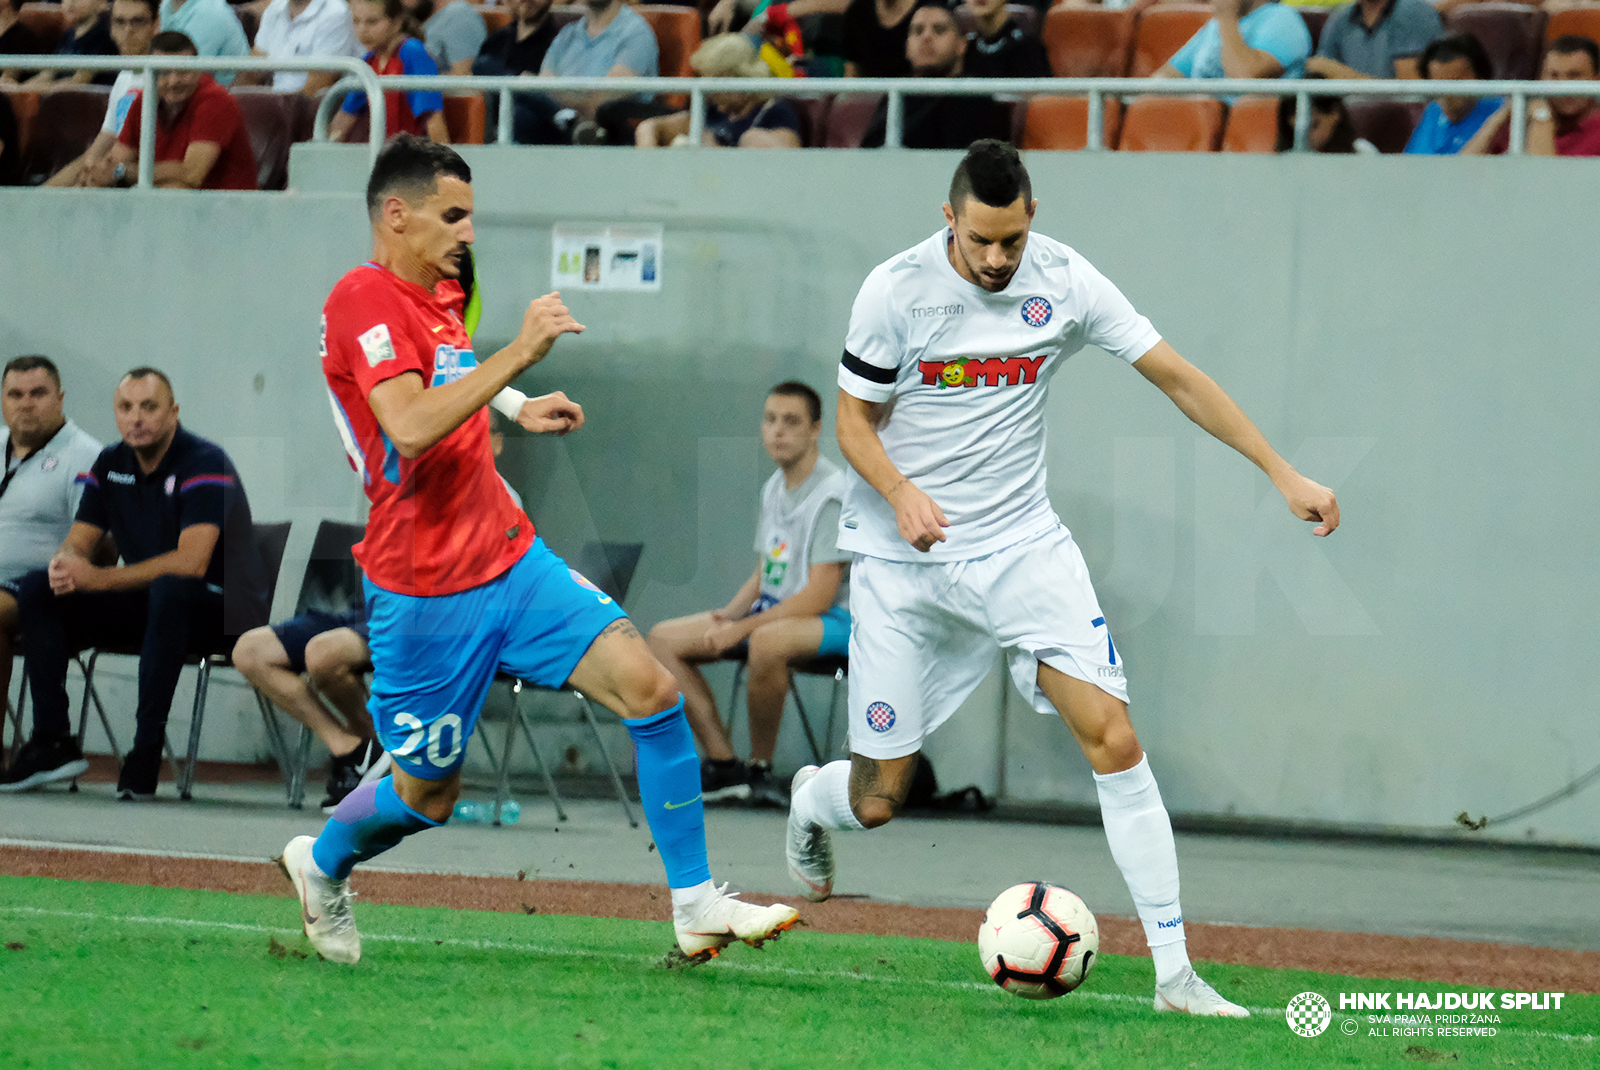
[731, 598, 851, 659]
[363, 537, 626, 780]
[270, 608, 370, 674]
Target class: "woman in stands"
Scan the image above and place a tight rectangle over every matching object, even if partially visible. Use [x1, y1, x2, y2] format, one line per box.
[328, 0, 449, 144]
[1275, 77, 1378, 154]
[635, 33, 803, 148]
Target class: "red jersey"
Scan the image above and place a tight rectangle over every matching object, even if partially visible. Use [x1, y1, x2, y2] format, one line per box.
[321, 263, 533, 597]
[118, 75, 258, 190]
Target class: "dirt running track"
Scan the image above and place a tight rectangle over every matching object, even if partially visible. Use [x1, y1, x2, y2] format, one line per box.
[3, 845, 1595, 993]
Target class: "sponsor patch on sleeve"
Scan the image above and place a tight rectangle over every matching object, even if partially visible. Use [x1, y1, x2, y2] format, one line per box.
[358, 323, 397, 368]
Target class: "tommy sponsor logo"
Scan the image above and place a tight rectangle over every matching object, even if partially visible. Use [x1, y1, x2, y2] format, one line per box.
[910, 303, 964, 319]
[865, 701, 896, 733]
[1021, 296, 1053, 327]
[108, 471, 136, 484]
[919, 354, 1047, 389]
[358, 323, 397, 367]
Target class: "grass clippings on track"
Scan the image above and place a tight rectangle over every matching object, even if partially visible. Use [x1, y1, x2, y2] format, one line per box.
[0, 875, 1593, 1070]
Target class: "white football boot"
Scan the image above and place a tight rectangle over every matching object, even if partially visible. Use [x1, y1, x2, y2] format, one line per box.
[674, 882, 800, 962]
[276, 835, 361, 964]
[1154, 966, 1250, 1017]
[784, 765, 835, 902]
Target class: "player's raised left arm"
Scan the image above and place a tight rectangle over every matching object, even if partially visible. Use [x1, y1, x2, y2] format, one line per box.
[1133, 340, 1340, 536]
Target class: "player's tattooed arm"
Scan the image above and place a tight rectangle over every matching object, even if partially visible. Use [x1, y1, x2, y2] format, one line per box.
[596, 617, 642, 641]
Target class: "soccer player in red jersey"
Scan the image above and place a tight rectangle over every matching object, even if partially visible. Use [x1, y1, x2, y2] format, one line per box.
[278, 134, 797, 964]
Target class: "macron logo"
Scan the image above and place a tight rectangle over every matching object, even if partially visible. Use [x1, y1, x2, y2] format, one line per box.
[910, 304, 964, 319]
[108, 472, 136, 485]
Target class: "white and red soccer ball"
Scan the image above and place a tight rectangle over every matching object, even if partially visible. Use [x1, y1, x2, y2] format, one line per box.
[979, 882, 1099, 999]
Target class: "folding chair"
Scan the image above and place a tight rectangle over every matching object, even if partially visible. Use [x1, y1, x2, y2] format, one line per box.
[477, 541, 645, 828]
[726, 652, 848, 767]
[73, 521, 293, 800]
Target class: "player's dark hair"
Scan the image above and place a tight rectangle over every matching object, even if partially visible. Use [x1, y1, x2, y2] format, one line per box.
[112, 0, 160, 21]
[149, 30, 198, 54]
[366, 133, 472, 220]
[122, 366, 175, 402]
[3, 355, 62, 390]
[1548, 34, 1600, 74]
[770, 381, 822, 425]
[949, 140, 1032, 214]
[1420, 34, 1493, 81]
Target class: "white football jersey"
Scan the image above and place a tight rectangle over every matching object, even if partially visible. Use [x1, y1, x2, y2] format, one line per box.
[837, 228, 1162, 562]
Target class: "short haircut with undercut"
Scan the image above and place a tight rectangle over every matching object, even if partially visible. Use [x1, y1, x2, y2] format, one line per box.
[113, 0, 159, 20]
[769, 381, 822, 425]
[122, 366, 175, 402]
[150, 30, 198, 54]
[1548, 34, 1600, 75]
[948, 139, 1032, 214]
[4, 355, 62, 390]
[366, 133, 472, 220]
[1421, 33, 1493, 81]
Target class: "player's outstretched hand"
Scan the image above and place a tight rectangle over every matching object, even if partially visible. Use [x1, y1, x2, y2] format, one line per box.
[517, 391, 585, 436]
[518, 292, 584, 366]
[1276, 471, 1340, 536]
[888, 479, 950, 552]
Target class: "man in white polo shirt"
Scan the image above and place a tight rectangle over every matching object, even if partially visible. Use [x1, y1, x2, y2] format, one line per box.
[248, 0, 362, 94]
[0, 356, 103, 776]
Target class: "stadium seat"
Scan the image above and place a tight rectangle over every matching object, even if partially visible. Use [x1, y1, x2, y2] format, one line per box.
[1019, 95, 1122, 150]
[637, 5, 700, 78]
[1345, 99, 1422, 153]
[550, 5, 583, 32]
[1129, 4, 1212, 78]
[18, 86, 109, 186]
[18, 3, 65, 53]
[1042, 7, 1136, 78]
[953, 4, 1040, 40]
[479, 7, 511, 33]
[230, 88, 297, 190]
[1221, 95, 1278, 153]
[726, 653, 847, 768]
[443, 93, 485, 143]
[5, 91, 40, 163]
[1116, 95, 1223, 151]
[1299, 7, 1328, 51]
[790, 93, 830, 147]
[1546, 7, 1600, 44]
[1446, 3, 1549, 80]
[822, 93, 883, 148]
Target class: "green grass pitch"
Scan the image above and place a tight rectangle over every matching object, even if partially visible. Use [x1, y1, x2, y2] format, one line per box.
[0, 875, 1594, 1069]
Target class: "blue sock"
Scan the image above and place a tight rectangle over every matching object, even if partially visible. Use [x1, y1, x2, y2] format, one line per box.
[624, 697, 712, 889]
[311, 776, 441, 880]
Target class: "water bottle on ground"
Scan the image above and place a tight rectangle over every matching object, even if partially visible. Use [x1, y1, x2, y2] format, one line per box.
[452, 799, 520, 825]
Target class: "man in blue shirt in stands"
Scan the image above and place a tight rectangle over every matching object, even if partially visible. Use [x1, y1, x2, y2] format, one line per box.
[1156, 0, 1311, 82]
[499, 0, 659, 144]
[1405, 34, 1500, 154]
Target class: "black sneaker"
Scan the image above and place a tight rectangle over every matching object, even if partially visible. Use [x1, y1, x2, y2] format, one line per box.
[116, 747, 161, 800]
[0, 735, 89, 793]
[746, 761, 789, 809]
[321, 738, 391, 814]
[571, 120, 608, 146]
[701, 757, 751, 804]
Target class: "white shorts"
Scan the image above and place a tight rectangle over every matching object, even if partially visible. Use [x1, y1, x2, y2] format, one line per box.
[847, 524, 1128, 760]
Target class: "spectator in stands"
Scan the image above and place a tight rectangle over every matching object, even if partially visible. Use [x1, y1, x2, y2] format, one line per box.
[1305, 0, 1441, 80]
[244, 0, 363, 94]
[107, 31, 259, 188]
[1462, 34, 1600, 157]
[1155, 0, 1311, 82]
[1276, 86, 1378, 153]
[399, 0, 484, 75]
[158, 0, 250, 85]
[45, 0, 158, 188]
[842, 0, 913, 78]
[23, 0, 120, 88]
[0, 357, 104, 772]
[862, 2, 1010, 148]
[1404, 33, 1498, 155]
[0, 0, 46, 83]
[503, 0, 659, 145]
[471, 0, 558, 142]
[962, 0, 1049, 79]
[233, 614, 388, 813]
[635, 32, 803, 148]
[0, 367, 269, 800]
[328, 0, 448, 143]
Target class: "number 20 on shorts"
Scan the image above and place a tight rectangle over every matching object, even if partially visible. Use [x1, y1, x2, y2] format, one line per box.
[392, 712, 465, 768]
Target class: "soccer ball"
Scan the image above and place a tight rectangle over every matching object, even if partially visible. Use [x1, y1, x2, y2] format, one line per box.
[978, 882, 1099, 999]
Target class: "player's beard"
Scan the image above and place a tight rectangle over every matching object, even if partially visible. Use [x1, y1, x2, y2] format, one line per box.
[440, 243, 468, 278]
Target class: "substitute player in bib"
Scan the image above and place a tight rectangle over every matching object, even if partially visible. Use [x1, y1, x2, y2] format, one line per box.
[786, 141, 1340, 1018]
[279, 134, 796, 965]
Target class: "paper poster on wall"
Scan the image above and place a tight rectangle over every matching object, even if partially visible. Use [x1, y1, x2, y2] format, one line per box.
[551, 224, 663, 292]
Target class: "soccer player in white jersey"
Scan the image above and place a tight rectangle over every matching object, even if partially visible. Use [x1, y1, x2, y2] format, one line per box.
[785, 140, 1340, 1018]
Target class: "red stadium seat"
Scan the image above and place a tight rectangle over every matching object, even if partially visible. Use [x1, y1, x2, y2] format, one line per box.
[1221, 95, 1278, 153]
[953, 4, 1040, 40]
[1546, 8, 1600, 44]
[18, 86, 108, 184]
[442, 93, 485, 144]
[479, 8, 511, 34]
[1298, 7, 1328, 51]
[1446, 2, 1548, 80]
[789, 94, 830, 148]
[1129, 5, 1211, 78]
[1042, 8, 1135, 78]
[5, 91, 40, 162]
[1116, 95, 1223, 152]
[1345, 99, 1422, 153]
[18, 3, 65, 54]
[637, 5, 700, 77]
[822, 93, 883, 148]
[229, 87, 296, 190]
[1019, 95, 1122, 150]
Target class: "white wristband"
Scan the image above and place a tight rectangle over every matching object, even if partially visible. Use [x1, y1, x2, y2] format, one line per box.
[490, 387, 528, 419]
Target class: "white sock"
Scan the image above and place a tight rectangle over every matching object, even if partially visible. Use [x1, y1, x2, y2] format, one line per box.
[1093, 753, 1190, 986]
[669, 878, 715, 928]
[791, 761, 863, 831]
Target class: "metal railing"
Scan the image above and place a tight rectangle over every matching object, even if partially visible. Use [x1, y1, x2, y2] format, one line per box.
[0, 54, 383, 186]
[311, 73, 1599, 155]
